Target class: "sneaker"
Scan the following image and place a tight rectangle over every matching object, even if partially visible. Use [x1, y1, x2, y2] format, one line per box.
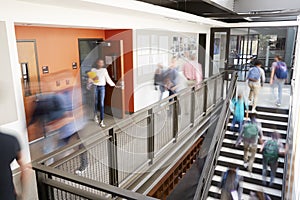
[251, 108, 257, 113]
[276, 103, 281, 107]
[100, 120, 106, 128]
[75, 166, 87, 175]
[94, 115, 99, 124]
[243, 162, 248, 169]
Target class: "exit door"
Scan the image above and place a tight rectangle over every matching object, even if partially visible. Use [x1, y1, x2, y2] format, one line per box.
[17, 40, 43, 142]
[209, 28, 230, 77]
[101, 40, 125, 119]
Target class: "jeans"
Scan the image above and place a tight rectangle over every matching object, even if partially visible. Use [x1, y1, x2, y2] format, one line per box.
[94, 86, 105, 120]
[262, 157, 278, 185]
[230, 117, 243, 133]
[272, 78, 285, 104]
[243, 143, 257, 172]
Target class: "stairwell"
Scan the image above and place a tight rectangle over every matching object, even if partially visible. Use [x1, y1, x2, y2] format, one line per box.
[207, 106, 289, 200]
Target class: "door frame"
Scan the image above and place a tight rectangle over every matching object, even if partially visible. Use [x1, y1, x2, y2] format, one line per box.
[17, 39, 41, 94]
[209, 28, 230, 77]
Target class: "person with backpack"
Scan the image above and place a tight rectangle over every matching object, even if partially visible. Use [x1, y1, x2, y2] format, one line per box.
[270, 55, 288, 107]
[260, 132, 285, 186]
[230, 93, 249, 134]
[247, 60, 265, 112]
[220, 168, 243, 200]
[236, 113, 263, 172]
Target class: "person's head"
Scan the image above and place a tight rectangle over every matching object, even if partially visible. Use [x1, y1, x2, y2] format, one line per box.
[170, 56, 177, 68]
[237, 93, 243, 99]
[271, 131, 280, 140]
[274, 55, 283, 62]
[249, 112, 257, 121]
[96, 59, 105, 69]
[190, 54, 197, 61]
[253, 59, 263, 67]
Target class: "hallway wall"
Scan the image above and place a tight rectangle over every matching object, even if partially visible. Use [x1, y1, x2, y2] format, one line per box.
[15, 26, 105, 92]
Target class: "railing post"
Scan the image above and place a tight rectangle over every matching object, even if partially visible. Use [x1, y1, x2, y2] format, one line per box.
[147, 109, 155, 164]
[108, 128, 119, 187]
[213, 78, 217, 105]
[190, 87, 196, 126]
[203, 83, 208, 115]
[35, 171, 51, 200]
[173, 96, 179, 142]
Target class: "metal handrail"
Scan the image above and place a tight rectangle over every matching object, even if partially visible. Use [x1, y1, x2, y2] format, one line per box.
[193, 71, 239, 200]
[33, 72, 225, 164]
[33, 163, 157, 200]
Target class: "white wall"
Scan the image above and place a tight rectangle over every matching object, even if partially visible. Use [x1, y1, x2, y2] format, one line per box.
[288, 16, 300, 200]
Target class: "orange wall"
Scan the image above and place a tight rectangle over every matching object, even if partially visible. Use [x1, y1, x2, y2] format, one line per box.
[105, 29, 134, 113]
[15, 26, 105, 91]
[15, 26, 134, 113]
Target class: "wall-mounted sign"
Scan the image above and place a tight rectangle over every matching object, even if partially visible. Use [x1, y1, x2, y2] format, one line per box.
[42, 66, 49, 74]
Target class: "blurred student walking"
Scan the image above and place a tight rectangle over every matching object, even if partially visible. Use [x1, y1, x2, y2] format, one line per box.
[247, 60, 265, 112]
[270, 55, 288, 107]
[236, 113, 263, 172]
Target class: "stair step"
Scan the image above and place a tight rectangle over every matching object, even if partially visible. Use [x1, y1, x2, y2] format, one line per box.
[224, 132, 287, 148]
[211, 175, 282, 198]
[208, 185, 250, 199]
[214, 165, 283, 186]
[217, 155, 284, 174]
[229, 116, 288, 126]
[222, 137, 286, 149]
[220, 146, 285, 164]
[251, 106, 289, 115]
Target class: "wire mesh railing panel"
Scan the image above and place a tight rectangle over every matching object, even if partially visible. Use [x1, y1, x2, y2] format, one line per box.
[206, 79, 215, 109]
[178, 92, 192, 132]
[116, 118, 149, 183]
[194, 87, 204, 120]
[55, 139, 110, 185]
[52, 188, 89, 200]
[154, 103, 174, 154]
[51, 175, 111, 199]
[215, 76, 223, 102]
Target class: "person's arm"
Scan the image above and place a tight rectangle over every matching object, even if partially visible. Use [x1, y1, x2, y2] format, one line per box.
[270, 63, 276, 84]
[257, 124, 263, 144]
[260, 141, 266, 152]
[16, 150, 32, 199]
[196, 63, 203, 84]
[261, 68, 266, 85]
[235, 126, 244, 147]
[104, 69, 116, 87]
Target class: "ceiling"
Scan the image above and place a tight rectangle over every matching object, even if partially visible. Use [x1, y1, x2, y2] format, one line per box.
[136, 0, 300, 23]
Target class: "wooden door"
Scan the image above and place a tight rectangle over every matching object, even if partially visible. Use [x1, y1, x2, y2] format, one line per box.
[17, 41, 43, 142]
[101, 40, 125, 119]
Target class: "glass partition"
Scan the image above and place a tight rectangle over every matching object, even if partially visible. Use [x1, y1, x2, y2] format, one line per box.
[229, 27, 297, 83]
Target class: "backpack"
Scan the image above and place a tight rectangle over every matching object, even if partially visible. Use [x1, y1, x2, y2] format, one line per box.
[275, 61, 288, 79]
[263, 140, 279, 161]
[247, 66, 261, 81]
[243, 122, 258, 139]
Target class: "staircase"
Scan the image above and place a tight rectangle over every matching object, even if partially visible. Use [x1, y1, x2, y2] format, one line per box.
[207, 106, 289, 200]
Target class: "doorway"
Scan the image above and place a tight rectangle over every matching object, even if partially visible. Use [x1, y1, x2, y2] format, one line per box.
[78, 39, 125, 119]
[209, 28, 230, 77]
[16, 40, 43, 142]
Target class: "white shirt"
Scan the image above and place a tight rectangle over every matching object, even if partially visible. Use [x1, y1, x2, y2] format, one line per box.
[91, 68, 115, 86]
